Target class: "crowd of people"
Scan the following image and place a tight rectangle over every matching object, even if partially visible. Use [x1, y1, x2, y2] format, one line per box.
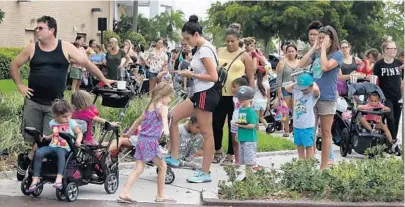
[9, 14, 404, 204]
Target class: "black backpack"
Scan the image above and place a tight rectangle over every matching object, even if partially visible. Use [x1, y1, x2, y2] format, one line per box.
[202, 46, 244, 91]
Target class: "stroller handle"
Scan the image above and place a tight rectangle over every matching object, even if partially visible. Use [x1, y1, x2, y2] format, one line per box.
[24, 127, 43, 146]
[357, 109, 388, 116]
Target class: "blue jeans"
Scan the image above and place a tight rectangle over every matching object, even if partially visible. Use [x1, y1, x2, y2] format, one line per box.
[33, 146, 69, 177]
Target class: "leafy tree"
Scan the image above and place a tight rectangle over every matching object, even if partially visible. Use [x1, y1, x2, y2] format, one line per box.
[206, 1, 398, 55]
[151, 10, 185, 42]
[121, 31, 147, 49]
[103, 30, 121, 47]
[0, 9, 4, 23]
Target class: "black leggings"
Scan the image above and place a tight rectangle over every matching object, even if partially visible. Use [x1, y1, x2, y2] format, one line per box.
[384, 98, 402, 140]
[212, 96, 234, 154]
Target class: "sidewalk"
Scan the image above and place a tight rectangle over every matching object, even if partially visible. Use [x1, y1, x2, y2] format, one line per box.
[0, 115, 401, 205]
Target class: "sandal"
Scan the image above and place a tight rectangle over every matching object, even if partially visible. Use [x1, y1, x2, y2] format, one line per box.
[52, 182, 63, 190]
[155, 197, 176, 203]
[220, 157, 233, 166]
[117, 196, 137, 204]
[27, 182, 43, 193]
[212, 152, 223, 164]
[283, 133, 290, 138]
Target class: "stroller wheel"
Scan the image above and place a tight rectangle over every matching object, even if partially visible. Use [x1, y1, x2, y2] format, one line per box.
[21, 177, 32, 196]
[315, 136, 322, 151]
[339, 128, 350, 157]
[56, 189, 66, 201]
[165, 168, 175, 185]
[104, 173, 119, 194]
[64, 182, 79, 202]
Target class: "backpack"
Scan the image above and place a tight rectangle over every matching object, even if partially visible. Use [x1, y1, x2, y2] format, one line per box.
[202, 46, 244, 91]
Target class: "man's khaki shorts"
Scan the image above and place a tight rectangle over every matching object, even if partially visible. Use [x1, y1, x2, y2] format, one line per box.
[21, 99, 53, 143]
[314, 100, 337, 116]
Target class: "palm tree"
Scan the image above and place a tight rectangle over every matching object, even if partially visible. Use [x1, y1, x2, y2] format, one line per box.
[0, 9, 5, 24]
[158, 10, 185, 41]
[132, 1, 138, 32]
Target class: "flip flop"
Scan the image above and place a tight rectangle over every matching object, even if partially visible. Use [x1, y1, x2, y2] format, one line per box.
[27, 182, 43, 193]
[155, 197, 176, 203]
[117, 197, 137, 204]
[52, 182, 63, 190]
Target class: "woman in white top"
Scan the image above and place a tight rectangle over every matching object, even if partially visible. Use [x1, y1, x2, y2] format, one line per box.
[145, 38, 169, 91]
[165, 15, 220, 184]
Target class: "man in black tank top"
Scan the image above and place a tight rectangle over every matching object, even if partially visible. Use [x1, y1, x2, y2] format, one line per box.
[10, 16, 114, 180]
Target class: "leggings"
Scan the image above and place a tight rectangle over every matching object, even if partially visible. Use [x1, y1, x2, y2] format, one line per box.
[212, 96, 234, 154]
[33, 146, 68, 177]
[384, 98, 402, 140]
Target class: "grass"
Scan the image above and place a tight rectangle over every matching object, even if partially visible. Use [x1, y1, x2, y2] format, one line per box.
[0, 79, 27, 93]
[221, 125, 295, 152]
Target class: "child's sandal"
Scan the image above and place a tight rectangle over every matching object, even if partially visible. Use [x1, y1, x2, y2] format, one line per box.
[52, 182, 63, 190]
[220, 157, 233, 166]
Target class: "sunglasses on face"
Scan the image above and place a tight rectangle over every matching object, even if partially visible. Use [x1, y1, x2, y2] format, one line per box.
[35, 26, 44, 31]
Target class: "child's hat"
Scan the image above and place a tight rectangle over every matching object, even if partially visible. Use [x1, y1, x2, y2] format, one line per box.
[236, 86, 255, 100]
[295, 73, 314, 90]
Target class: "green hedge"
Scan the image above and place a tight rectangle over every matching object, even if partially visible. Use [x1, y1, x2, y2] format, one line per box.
[0, 47, 30, 80]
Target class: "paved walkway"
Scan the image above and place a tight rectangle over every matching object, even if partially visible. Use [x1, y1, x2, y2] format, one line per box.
[0, 114, 402, 205]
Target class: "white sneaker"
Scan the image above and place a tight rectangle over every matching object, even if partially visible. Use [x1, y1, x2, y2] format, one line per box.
[399, 97, 403, 103]
[391, 139, 399, 152]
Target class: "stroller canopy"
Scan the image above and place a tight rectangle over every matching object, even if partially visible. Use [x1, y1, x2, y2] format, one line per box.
[347, 82, 385, 102]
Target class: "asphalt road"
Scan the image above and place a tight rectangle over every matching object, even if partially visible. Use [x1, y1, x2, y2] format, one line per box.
[0, 195, 216, 207]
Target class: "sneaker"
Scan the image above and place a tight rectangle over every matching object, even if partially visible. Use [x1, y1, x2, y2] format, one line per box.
[164, 156, 180, 168]
[391, 139, 399, 152]
[17, 152, 30, 181]
[265, 125, 272, 134]
[187, 170, 212, 183]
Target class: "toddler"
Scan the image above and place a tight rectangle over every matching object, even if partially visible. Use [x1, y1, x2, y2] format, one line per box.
[28, 100, 83, 192]
[252, 68, 271, 133]
[177, 116, 203, 169]
[117, 82, 175, 204]
[221, 76, 249, 166]
[232, 86, 258, 175]
[285, 73, 319, 159]
[358, 92, 398, 151]
[71, 90, 119, 146]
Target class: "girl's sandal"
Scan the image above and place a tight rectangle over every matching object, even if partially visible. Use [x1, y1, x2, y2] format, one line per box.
[52, 182, 63, 190]
[117, 196, 137, 204]
[220, 157, 233, 166]
[27, 182, 43, 193]
[155, 197, 176, 203]
[212, 152, 223, 164]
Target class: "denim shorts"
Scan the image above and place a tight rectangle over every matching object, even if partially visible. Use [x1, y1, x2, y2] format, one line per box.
[282, 88, 292, 97]
[253, 100, 267, 111]
[146, 70, 158, 79]
[294, 127, 315, 147]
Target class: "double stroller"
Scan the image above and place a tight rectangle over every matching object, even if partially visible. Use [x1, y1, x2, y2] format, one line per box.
[329, 82, 401, 157]
[19, 85, 136, 202]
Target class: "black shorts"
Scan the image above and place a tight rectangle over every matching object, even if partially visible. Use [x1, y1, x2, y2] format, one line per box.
[190, 86, 220, 112]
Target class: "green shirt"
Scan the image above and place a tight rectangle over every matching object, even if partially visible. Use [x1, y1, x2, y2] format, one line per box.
[237, 106, 258, 142]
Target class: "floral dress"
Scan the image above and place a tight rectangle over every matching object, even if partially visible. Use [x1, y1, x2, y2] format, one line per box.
[134, 107, 164, 162]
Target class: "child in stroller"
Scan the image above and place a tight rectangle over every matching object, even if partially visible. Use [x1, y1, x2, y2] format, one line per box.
[357, 92, 398, 151]
[26, 100, 83, 193]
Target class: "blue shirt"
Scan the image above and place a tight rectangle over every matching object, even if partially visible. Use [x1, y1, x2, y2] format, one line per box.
[311, 50, 343, 101]
[90, 53, 106, 63]
[48, 119, 78, 151]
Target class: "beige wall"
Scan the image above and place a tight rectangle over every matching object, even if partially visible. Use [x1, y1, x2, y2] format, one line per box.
[0, 1, 115, 47]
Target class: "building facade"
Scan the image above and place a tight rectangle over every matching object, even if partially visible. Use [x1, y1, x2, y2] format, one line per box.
[0, 1, 115, 47]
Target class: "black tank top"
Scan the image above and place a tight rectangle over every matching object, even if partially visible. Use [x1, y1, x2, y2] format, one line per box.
[29, 40, 70, 105]
[341, 56, 357, 75]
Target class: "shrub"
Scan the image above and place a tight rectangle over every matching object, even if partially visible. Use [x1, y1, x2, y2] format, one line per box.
[0, 48, 30, 80]
[218, 157, 404, 202]
[120, 31, 147, 49]
[103, 30, 121, 48]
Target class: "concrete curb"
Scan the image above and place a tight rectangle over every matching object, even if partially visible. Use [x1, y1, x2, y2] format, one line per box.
[0, 171, 14, 180]
[200, 191, 404, 207]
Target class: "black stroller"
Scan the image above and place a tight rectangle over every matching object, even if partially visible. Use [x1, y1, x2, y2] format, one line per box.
[19, 123, 120, 202]
[330, 82, 401, 157]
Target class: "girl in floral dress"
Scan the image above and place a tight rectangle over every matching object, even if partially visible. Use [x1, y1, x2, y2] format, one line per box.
[117, 82, 175, 204]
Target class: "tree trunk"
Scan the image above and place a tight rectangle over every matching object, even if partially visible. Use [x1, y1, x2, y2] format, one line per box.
[132, 0, 138, 32]
[264, 39, 269, 59]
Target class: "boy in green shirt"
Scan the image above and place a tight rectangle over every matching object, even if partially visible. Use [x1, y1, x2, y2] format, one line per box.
[232, 86, 258, 174]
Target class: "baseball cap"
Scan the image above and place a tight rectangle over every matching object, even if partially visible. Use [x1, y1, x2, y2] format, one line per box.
[295, 73, 314, 90]
[236, 86, 255, 100]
